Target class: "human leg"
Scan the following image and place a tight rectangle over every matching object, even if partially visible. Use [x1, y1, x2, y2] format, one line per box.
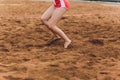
[46, 8, 71, 48]
[41, 5, 60, 38]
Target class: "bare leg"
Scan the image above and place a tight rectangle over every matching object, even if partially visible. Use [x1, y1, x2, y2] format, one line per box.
[41, 5, 61, 38]
[46, 8, 71, 48]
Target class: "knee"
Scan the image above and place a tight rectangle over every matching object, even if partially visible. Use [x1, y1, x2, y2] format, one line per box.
[46, 21, 55, 29]
[40, 16, 47, 24]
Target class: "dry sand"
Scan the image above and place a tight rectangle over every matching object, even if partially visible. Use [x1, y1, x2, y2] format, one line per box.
[0, 0, 120, 80]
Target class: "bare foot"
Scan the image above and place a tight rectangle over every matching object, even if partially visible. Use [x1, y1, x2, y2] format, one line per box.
[64, 40, 71, 48]
[53, 37, 61, 41]
[56, 35, 61, 39]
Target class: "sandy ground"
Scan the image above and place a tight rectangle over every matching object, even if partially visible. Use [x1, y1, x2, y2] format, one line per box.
[0, 0, 120, 80]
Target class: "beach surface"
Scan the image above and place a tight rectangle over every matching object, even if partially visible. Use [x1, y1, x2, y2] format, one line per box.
[0, 0, 120, 80]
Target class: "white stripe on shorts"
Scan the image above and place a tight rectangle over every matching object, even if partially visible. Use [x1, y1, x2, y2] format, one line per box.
[60, 0, 66, 7]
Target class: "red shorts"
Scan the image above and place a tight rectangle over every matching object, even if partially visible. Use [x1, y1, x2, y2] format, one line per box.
[54, 0, 70, 9]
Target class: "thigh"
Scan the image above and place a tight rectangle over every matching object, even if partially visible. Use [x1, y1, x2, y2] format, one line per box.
[41, 5, 55, 20]
[48, 8, 67, 25]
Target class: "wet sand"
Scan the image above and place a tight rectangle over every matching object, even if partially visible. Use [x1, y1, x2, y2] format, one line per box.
[0, 0, 120, 80]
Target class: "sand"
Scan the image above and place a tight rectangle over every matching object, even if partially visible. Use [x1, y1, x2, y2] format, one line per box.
[0, 0, 120, 80]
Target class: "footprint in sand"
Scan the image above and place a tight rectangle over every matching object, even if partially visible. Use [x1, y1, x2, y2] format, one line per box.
[88, 39, 104, 46]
